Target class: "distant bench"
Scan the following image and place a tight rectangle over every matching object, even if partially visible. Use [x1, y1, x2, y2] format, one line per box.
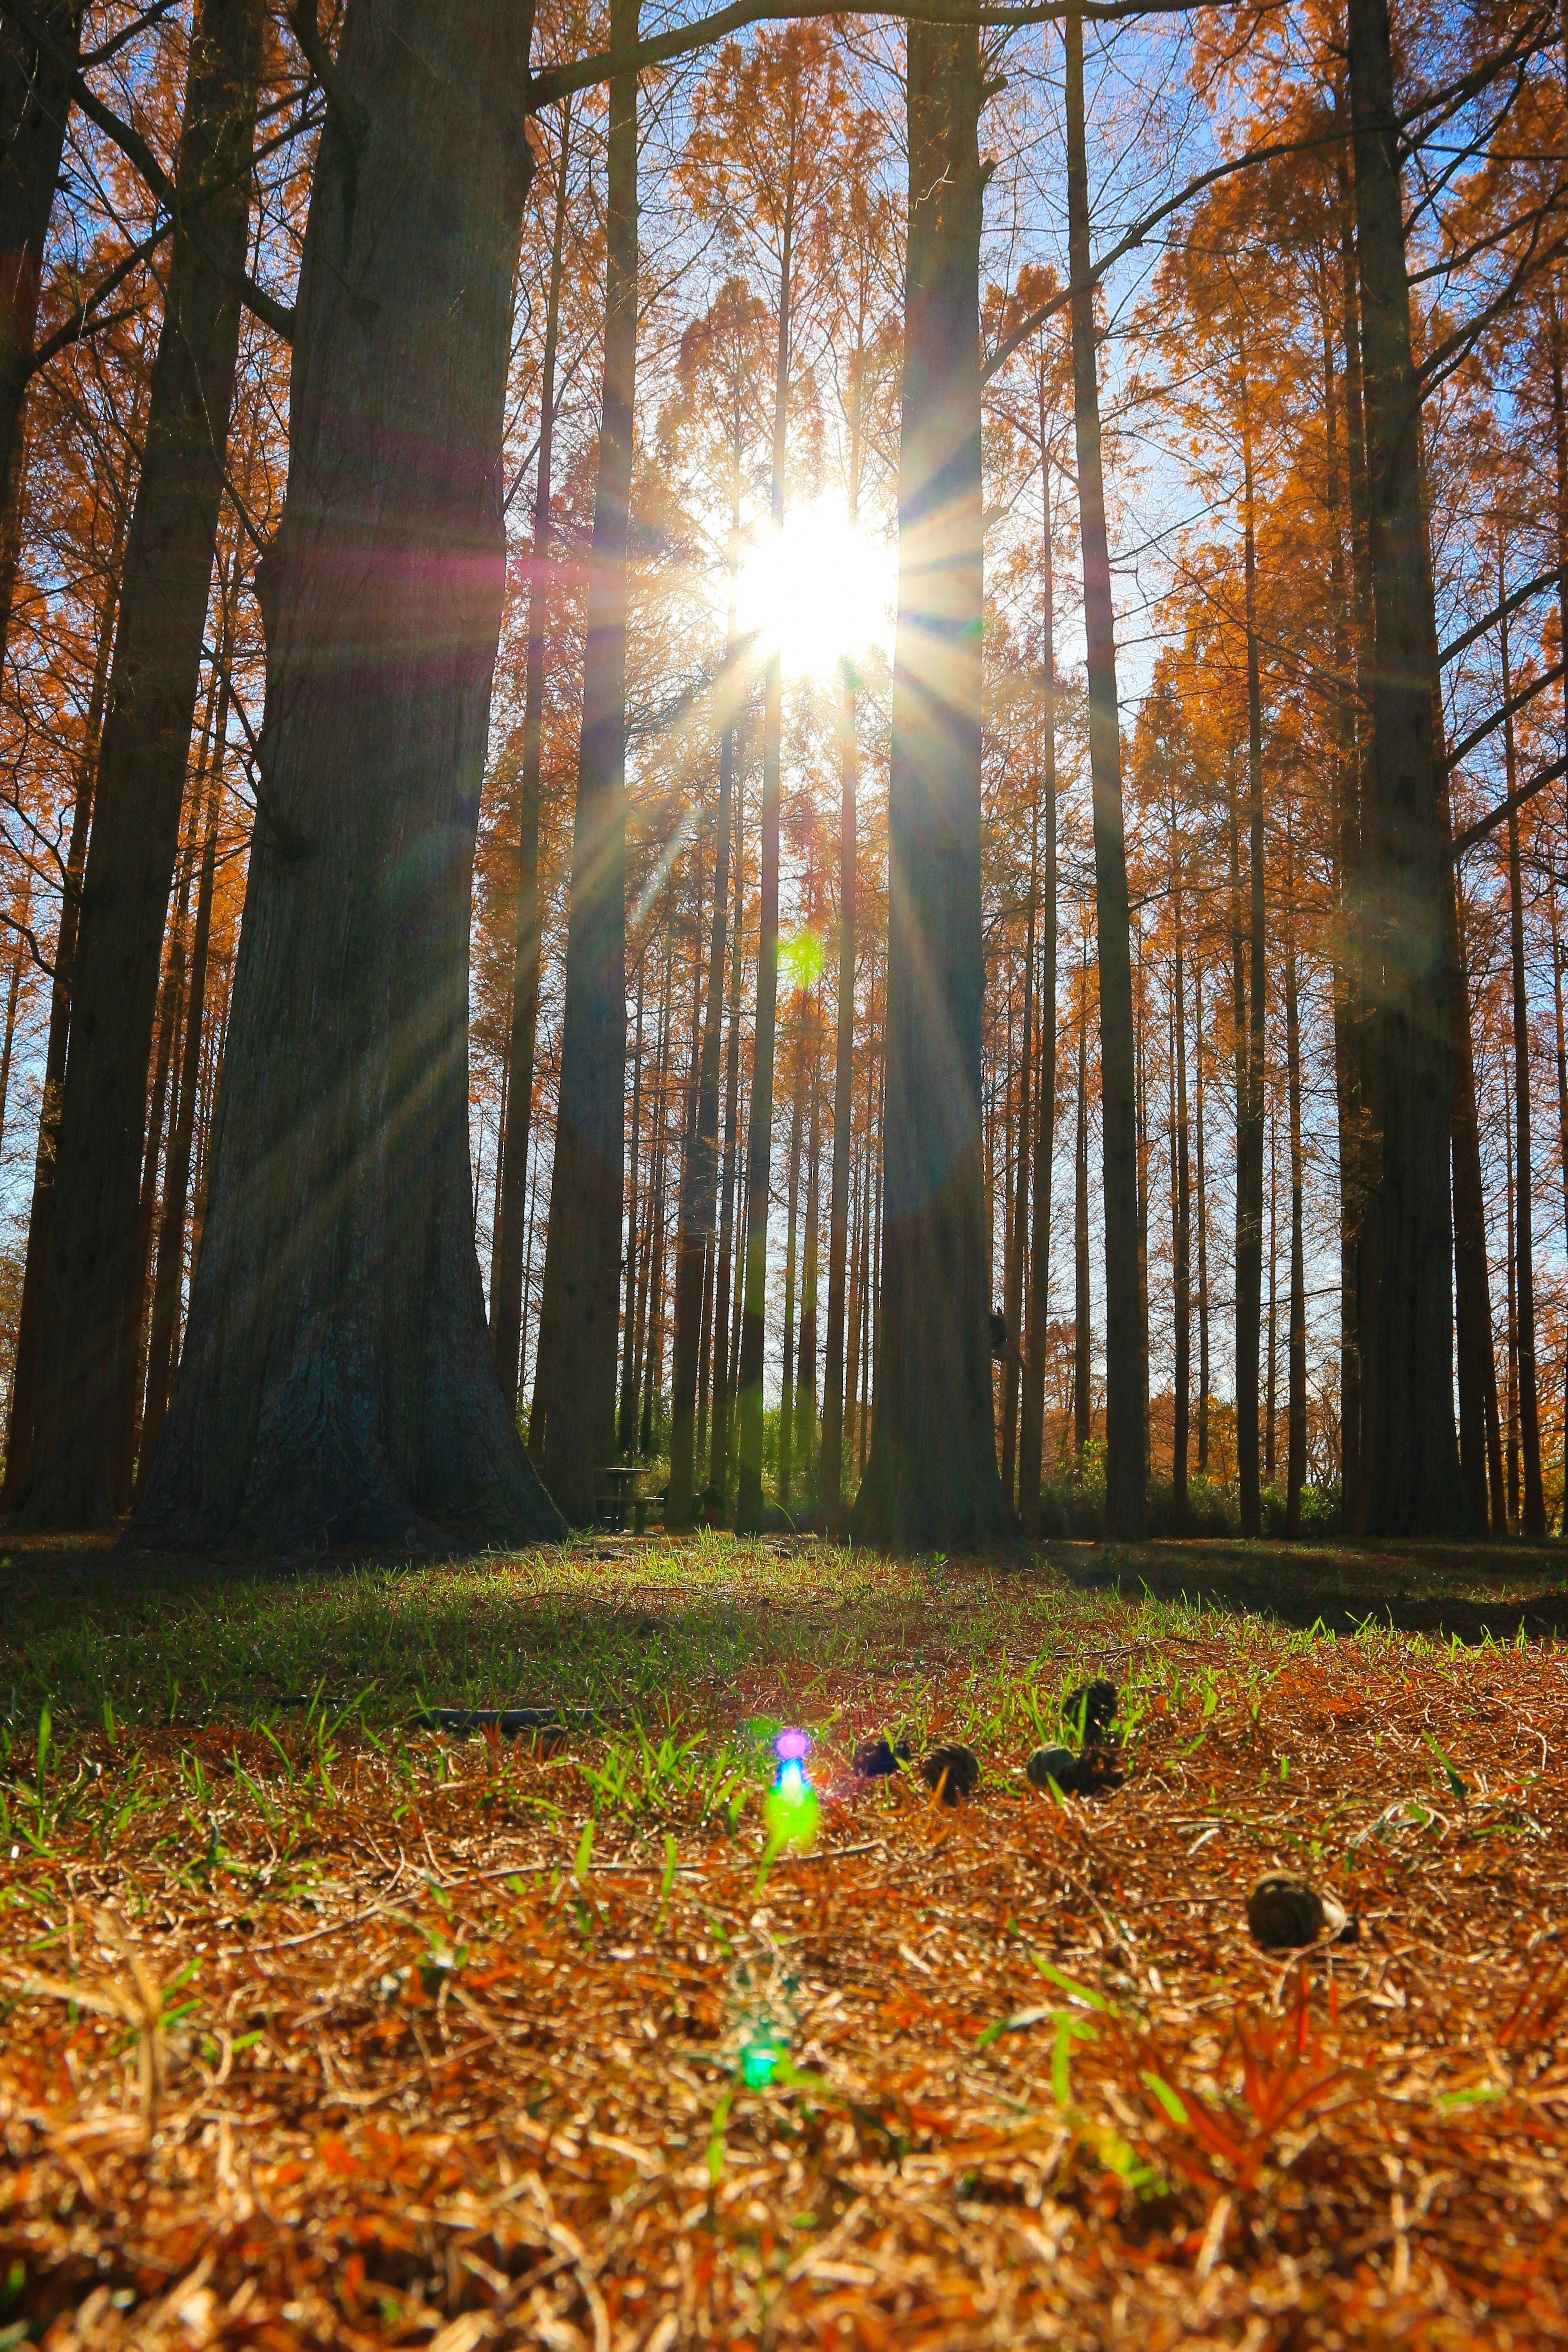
[594, 1464, 658, 1534]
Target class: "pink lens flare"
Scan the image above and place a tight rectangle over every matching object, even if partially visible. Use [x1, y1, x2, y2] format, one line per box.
[775, 1728, 809, 1763]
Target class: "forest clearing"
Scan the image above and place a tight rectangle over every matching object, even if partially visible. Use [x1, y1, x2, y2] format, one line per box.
[2, 1539, 1567, 2348]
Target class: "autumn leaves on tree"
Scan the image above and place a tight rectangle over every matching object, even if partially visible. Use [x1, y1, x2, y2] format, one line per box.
[2, 0, 1566, 1548]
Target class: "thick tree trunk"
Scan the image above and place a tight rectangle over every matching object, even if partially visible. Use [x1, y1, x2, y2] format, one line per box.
[20, 0, 264, 1528]
[492, 92, 574, 1414]
[134, 0, 562, 1550]
[0, 0, 84, 659]
[851, 14, 1006, 1548]
[668, 738, 733, 1524]
[1347, 0, 1468, 1533]
[1064, 6, 1143, 1536]
[530, 0, 635, 1518]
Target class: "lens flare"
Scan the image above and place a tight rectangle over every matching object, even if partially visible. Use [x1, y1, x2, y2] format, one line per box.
[765, 1728, 819, 1849]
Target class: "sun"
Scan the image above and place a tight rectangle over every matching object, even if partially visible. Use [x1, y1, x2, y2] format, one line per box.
[734, 500, 895, 680]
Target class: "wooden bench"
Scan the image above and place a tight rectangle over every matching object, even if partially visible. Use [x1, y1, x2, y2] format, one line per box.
[593, 1464, 657, 1534]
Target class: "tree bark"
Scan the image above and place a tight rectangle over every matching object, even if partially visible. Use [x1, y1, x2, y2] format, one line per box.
[0, 878, 31, 1159]
[140, 716, 227, 1485]
[617, 955, 645, 1452]
[20, 0, 265, 1528]
[1194, 955, 1210, 1472]
[709, 772, 746, 1500]
[1449, 857, 1507, 1529]
[851, 12, 1006, 1548]
[819, 662, 858, 1534]
[1236, 365, 1266, 1535]
[1346, 0, 1468, 1532]
[1064, 4, 1143, 1537]
[0, 0, 85, 659]
[668, 735, 734, 1524]
[134, 0, 562, 1551]
[1002, 848, 1033, 1510]
[530, 0, 636, 1519]
[795, 998, 822, 1493]
[778, 1013, 806, 1508]
[1171, 789, 1190, 1527]
[1020, 448, 1059, 1535]
[1285, 827, 1306, 1536]
[1501, 564, 1545, 1532]
[492, 90, 575, 1414]
[1073, 950, 1091, 1459]
[4, 506, 125, 1506]
[736, 190, 795, 1535]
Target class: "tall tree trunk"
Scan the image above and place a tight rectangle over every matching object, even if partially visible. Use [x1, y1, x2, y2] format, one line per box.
[1285, 826, 1306, 1536]
[492, 90, 574, 1412]
[0, 0, 85, 659]
[1502, 566, 1545, 1532]
[1506, 1096, 1518, 1527]
[1020, 446, 1059, 1535]
[122, 792, 200, 1504]
[736, 158, 796, 1533]
[530, 0, 636, 1518]
[1346, 0, 1468, 1532]
[1552, 882, 1568, 1519]
[0, 877, 31, 1158]
[1450, 862, 1507, 1529]
[135, 0, 562, 1550]
[140, 732, 225, 1488]
[617, 954, 646, 1452]
[1325, 210, 1367, 1526]
[796, 1000, 822, 1494]
[1266, 1105, 1277, 1491]
[1064, 5, 1143, 1537]
[1171, 794, 1190, 1528]
[668, 741, 735, 1524]
[1002, 844, 1034, 1509]
[709, 771, 746, 1501]
[2, 501, 124, 1507]
[820, 663, 858, 1535]
[778, 1016, 806, 1508]
[1236, 369, 1266, 1535]
[1195, 955, 1210, 1472]
[1073, 949, 1091, 1459]
[852, 13, 1006, 1548]
[20, 0, 265, 1527]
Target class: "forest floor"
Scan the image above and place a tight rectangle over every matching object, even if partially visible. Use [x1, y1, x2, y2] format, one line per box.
[0, 1533, 1565, 2350]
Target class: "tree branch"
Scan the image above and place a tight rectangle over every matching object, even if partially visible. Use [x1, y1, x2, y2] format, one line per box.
[1452, 753, 1568, 859]
[528, 0, 1267, 109]
[0, 0, 295, 343]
